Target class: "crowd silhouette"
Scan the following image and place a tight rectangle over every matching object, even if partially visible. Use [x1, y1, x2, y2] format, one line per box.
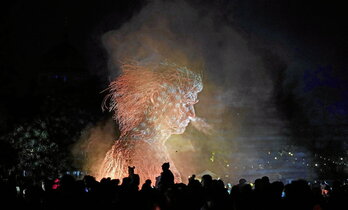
[0, 163, 346, 210]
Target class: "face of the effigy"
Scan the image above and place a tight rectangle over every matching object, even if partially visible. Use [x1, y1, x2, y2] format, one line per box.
[165, 89, 199, 134]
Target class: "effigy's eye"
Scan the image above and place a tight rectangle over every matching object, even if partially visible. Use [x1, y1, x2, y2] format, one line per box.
[184, 103, 190, 108]
[186, 99, 199, 105]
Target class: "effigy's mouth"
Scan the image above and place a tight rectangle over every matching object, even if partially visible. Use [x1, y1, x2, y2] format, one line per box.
[172, 119, 190, 130]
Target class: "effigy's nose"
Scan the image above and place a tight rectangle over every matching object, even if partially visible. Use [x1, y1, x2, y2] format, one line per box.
[187, 106, 196, 118]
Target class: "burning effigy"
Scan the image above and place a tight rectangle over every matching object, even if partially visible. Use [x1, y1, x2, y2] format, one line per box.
[98, 61, 202, 183]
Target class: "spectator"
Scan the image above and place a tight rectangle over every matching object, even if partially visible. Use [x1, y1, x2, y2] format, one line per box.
[158, 162, 174, 191]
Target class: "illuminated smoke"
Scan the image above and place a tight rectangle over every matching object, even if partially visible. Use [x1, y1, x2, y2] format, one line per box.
[86, 0, 316, 183]
[98, 61, 202, 183]
[71, 118, 116, 177]
[190, 117, 214, 136]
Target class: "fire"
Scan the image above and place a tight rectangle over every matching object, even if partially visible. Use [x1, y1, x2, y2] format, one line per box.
[98, 61, 202, 183]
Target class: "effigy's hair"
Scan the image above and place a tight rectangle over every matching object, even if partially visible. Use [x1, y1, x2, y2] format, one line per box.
[102, 61, 202, 136]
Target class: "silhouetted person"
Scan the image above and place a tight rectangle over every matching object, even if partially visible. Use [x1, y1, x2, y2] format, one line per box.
[201, 174, 214, 209]
[188, 174, 196, 185]
[201, 174, 213, 189]
[141, 179, 152, 192]
[139, 179, 158, 210]
[268, 181, 285, 210]
[284, 179, 314, 210]
[237, 178, 247, 191]
[127, 166, 140, 191]
[158, 162, 174, 191]
[186, 174, 204, 210]
[239, 178, 247, 185]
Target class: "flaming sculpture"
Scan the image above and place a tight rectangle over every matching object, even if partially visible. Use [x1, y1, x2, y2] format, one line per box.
[98, 61, 203, 183]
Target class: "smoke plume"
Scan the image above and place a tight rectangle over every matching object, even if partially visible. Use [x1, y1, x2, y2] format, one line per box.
[77, 0, 316, 182]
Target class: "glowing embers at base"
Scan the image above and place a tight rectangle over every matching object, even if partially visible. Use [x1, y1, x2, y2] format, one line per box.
[98, 61, 202, 183]
[99, 139, 181, 183]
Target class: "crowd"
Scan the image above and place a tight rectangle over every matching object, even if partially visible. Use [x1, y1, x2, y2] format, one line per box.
[0, 163, 346, 210]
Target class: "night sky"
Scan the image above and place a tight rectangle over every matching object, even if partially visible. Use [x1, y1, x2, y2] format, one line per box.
[0, 0, 347, 181]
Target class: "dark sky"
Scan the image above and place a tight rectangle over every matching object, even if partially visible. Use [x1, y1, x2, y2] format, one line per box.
[1, 0, 346, 71]
[1, 0, 347, 152]
[1, 0, 346, 77]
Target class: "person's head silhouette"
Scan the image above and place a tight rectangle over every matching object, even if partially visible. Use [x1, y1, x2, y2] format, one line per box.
[162, 162, 170, 171]
[128, 166, 135, 175]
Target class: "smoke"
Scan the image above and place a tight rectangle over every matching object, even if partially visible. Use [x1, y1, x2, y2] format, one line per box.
[77, 0, 316, 182]
[72, 118, 118, 177]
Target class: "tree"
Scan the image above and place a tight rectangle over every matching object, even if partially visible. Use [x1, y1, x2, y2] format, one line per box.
[2, 120, 61, 179]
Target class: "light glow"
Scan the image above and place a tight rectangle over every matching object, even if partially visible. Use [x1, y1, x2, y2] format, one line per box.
[98, 61, 203, 183]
